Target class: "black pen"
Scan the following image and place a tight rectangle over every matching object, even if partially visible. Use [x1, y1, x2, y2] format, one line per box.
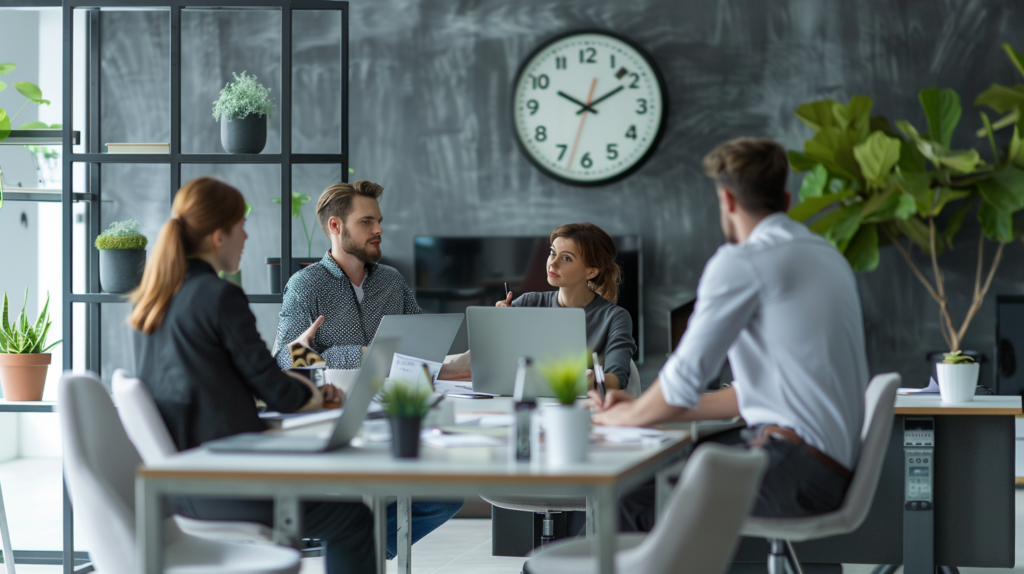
[504, 282, 510, 298]
[592, 351, 606, 402]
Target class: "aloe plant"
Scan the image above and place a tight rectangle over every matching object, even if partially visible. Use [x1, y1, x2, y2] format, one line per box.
[0, 290, 61, 355]
[788, 43, 1024, 353]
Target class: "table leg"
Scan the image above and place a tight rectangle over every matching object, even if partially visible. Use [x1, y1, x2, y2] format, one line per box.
[397, 496, 412, 574]
[586, 496, 595, 538]
[591, 488, 617, 574]
[372, 496, 388, 574]
[274, 496, 303, 549]
[0, 479, 15, 574]
[136, 478, 164, 574]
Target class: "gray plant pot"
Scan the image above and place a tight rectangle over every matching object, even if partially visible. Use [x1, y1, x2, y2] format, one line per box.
[99, 249, 146, 294]
[220, 114, 267, 154]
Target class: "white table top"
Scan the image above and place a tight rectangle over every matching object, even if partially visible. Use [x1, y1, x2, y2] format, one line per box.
[894, 394, 1022, 415]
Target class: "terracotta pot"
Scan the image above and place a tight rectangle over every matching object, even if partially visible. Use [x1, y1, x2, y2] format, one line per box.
[0, 353, 52, 401]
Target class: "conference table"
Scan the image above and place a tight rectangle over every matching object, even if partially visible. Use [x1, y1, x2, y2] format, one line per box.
[134, 414, 692, 574]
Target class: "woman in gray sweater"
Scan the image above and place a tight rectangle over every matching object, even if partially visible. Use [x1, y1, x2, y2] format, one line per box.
[497, 223, 636, 391]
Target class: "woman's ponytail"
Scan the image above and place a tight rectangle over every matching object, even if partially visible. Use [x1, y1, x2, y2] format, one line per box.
[128, 177, 246, 334]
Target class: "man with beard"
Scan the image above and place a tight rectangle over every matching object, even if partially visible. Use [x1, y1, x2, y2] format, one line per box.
[273, 180, 462, 558]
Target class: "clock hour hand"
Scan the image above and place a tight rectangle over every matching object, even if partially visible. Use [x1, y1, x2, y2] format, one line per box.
[557, 91, 598, 115]
[577, 85, 624, 114]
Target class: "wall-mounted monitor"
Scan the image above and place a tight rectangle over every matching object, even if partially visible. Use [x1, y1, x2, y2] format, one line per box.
[414, 235, 643, 363]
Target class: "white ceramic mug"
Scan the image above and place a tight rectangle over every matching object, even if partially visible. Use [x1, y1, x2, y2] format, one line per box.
[543, 405, 590, 466]
[935, 362, 980, 403]
[324, 369, 361, 397]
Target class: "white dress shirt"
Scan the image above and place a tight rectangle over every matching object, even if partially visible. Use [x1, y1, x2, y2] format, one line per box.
[659, 213, 869, 469]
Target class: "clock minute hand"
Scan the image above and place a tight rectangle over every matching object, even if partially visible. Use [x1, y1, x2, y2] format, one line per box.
[557, 91, 598, 114]
[576, 85, 624, 114]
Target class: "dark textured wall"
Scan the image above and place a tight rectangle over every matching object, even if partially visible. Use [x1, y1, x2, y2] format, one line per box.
[99, 0, 1024, 389]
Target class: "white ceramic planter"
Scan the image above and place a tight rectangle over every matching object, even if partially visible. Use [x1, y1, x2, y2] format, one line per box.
[935, 362, 980, 403]
[543, 405, 590, 466]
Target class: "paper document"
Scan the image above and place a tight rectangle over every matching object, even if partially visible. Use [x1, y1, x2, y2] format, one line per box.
[897, 377, 941, 395]
[421, 429, 505, 448]
[434, 380, 499, 397]
[390, 353, 442, 388]
[455, 413, 514, 427]
[592, 426, 669, 444]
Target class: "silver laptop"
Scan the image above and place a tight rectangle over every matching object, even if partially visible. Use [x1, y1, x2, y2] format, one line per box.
[467, 307, 586, 396]
[205, 337, 400, 453]
[372, 313, 464, 365]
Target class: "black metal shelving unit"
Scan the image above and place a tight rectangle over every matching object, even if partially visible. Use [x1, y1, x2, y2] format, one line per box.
[2, 1, 348, 571]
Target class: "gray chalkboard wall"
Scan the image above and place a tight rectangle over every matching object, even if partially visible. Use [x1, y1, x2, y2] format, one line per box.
[98, 0, 1024, 390]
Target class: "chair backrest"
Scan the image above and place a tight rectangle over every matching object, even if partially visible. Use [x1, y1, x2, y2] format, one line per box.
[630, 444, 768, 574]
[833, 372, 901, 531]
[112, 369, 178, 463]
[60, 371, 152, 574]
[626, 360, 642, 398]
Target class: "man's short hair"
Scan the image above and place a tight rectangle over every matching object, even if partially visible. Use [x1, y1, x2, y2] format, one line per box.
[315, 180, 384, 235]
[702, 138, 789, 214]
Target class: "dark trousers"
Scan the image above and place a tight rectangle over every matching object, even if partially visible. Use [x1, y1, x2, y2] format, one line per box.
[619, 428, 853, 532]
[174, 497, 376, 574]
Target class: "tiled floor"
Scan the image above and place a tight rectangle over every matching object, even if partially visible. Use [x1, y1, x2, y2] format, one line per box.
[2, 456, 1024, 573]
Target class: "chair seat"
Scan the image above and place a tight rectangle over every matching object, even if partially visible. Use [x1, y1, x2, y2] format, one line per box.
[482, 494, 586, 512]
[741, 508, 859, 542]
[174, 516, 274, 542]
[524, 533, 647, 574]
[166, 534, 300, 574]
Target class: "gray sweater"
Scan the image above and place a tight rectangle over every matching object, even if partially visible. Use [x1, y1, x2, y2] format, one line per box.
[512, 291, 636, 388]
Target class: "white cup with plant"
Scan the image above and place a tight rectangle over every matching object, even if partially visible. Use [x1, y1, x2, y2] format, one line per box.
[212, 71, 275, 154]
[936, 351, 979, 403]
[537, 352, 590, 466]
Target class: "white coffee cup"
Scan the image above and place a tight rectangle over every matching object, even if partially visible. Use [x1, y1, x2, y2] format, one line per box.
[325, 369, 361, 397]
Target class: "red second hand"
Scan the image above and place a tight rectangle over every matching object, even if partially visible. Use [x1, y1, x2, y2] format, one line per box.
[566, 78, 598, 170]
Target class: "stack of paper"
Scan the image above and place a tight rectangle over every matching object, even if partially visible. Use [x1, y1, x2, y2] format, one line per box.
[591, 426, 669, 444]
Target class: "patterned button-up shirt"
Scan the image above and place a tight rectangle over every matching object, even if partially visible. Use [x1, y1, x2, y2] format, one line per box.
[274, 251, 422, 370]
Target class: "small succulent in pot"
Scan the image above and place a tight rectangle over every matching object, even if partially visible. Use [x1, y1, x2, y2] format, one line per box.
[95, 219, 148, 294]
[941, 350, 976, 365]
[536, 352, 590, 466]
[378, 381, 433, 459]
[213, 71, 275, 154]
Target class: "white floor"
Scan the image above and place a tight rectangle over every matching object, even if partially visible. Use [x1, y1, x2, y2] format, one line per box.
[2, 457, 1024, 573]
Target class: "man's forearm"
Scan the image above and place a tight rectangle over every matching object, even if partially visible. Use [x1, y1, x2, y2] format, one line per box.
[665, 385, 740, 423]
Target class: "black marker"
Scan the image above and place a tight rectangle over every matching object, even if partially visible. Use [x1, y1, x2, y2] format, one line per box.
[504, 282, 510, 297]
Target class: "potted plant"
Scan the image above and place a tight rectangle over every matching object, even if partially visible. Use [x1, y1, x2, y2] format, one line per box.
[212, 71, 275, 154]
[0, 61, 61, 210]
[95, 219, 148, 294]
[267, 191, 320, 293]
[379, 381, 433, 459]
[0, 290, 61, 401]
[537, 352, 589, 466]
[936, 351, 979, 403]
[787, 42, 1024, 363]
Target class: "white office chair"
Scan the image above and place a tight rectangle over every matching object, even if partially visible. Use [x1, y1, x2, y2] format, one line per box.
[59, 371, 300, 574]
[111, 369, 274, 543]
[741, 373, 902, 574]
[524, 443, 768, 574]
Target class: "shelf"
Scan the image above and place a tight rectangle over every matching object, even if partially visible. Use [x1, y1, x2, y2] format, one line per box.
[0, 400, 57, 413]
[3, 188, 100, 203]
[69, 153, 344, 164]
[0, 129, 81, 146]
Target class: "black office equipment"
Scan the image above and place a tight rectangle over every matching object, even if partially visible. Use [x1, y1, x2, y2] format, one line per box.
[996, 296, 1024, 396]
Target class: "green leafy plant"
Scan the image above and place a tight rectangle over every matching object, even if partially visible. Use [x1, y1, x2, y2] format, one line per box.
[212, 71, 275, 122]
[272, 192, 315, 257]
[0, 290, 61, 355]
[536, 352, 587, 406]
[787, 43, 1024, 353]
[0, 62, 60, 210]
[95, 219, 148, 251]
[378, 381, 433, 419]
[941, 350, 976, 365]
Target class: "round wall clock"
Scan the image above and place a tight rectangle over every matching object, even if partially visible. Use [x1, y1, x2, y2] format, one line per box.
[512, 30, 668, 186]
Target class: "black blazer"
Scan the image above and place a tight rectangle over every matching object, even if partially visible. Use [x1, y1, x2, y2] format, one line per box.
[134, 259, 311, 451]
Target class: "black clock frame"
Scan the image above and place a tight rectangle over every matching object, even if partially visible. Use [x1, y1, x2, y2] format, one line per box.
[511, 28, 669, 187]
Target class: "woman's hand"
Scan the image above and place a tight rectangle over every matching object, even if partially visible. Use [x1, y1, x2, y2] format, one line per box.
[285, 370, 325, 412]
[495, 292, 513, 307]
[292, 315, 325, 350]
[320, 383, 344, 406]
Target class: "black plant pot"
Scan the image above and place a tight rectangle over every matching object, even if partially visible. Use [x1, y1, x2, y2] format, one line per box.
[220, 114, 267, 154]
[389, 416, 423, 459]
[99, 249, 146, 294]
[266, 257, 321, 293]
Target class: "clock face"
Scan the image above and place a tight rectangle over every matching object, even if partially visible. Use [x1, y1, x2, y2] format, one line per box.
[513, 31, 667, 185]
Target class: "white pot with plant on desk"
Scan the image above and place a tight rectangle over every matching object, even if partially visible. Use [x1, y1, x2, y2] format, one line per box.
[936, 351, 980, 403]
[537, 352, 590, 467]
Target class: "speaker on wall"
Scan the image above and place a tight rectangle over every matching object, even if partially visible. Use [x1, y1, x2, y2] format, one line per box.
[996, 296, 1024, 396]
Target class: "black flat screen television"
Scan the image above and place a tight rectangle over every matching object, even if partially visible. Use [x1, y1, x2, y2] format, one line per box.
[414, 235, 643, 363]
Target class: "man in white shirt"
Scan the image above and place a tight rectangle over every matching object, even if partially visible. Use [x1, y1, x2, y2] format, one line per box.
[592, 137, 869, 528]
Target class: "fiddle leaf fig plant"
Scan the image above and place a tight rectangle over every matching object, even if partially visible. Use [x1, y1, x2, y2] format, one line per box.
[788, 43, 1024, 353]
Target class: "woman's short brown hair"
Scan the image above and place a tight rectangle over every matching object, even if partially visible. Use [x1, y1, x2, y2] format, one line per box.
[550, 223, 621, 303]
[702, 137, 788, 213]
[315, 180, 384, 235]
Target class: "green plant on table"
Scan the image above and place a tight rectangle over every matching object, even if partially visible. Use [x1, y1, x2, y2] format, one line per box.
[95, 219, 148, 250]
[941, 350, 976, 365]
[0, 62, 60, 210]
[0, 290, 61, 355]
[787, 42, 1024, 354]
[536, 351, 587, 406]
[272, 192, 315, 257]
[212, 71, 275, 122]
[378, 380, 433, 419]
